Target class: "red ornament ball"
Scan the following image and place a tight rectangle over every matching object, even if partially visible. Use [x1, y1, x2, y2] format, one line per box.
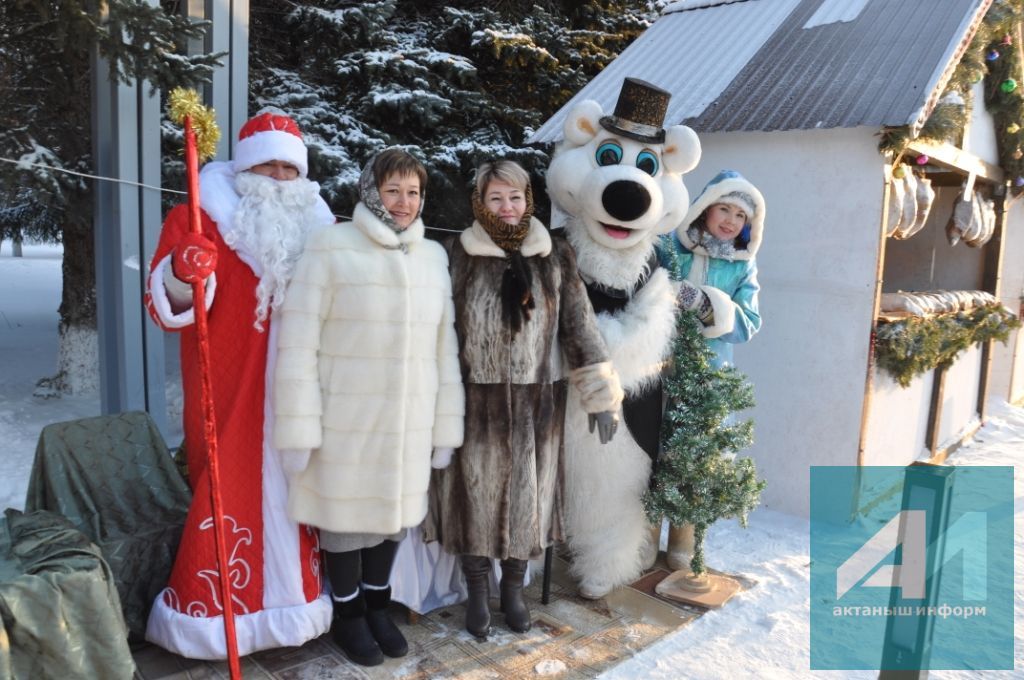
[1002, 35, 1014, 46]
[915, 154, 929, 165]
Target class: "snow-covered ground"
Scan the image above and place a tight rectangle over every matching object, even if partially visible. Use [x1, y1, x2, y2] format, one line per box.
[0, 242, 1019, 679]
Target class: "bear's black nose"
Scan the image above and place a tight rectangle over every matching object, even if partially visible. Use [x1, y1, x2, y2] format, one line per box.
[602, 180, 651, 222]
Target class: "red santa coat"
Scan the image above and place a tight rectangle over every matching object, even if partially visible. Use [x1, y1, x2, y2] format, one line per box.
[144, 203, 332, 659]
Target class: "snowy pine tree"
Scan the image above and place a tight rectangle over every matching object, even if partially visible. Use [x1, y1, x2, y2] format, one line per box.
[0, 0, 219, 391]
[249, 0, 663, 227]
[645, 296, 766, 576]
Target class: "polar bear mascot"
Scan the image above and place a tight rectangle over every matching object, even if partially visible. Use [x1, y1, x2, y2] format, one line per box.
[548, 78, 701, 598]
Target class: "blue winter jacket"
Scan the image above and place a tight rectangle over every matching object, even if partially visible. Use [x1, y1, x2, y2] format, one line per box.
[657, 233, 761, 368]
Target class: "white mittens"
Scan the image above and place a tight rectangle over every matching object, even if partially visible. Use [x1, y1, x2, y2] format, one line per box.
[279, 449, 311, 480]
[431, 447, 455, 469]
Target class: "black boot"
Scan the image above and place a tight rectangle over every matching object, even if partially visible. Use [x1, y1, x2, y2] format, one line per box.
[363, 585, 408, 658]
[332, 593, 384, 667]
[499, 558, 531, 633]
[460, 554, 492, 639]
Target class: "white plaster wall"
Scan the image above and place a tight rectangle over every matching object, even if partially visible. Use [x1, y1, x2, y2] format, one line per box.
[938, 343, 983, 446]
[687, 126, 883, 517]
[963, 80, 1000, 166]
[863, 366, 933, 466]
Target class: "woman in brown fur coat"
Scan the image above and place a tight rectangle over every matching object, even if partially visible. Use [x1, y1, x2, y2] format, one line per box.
[425, 160, 623, 639]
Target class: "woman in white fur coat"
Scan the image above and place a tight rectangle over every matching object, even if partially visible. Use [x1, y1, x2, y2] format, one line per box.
[424, 160, 623, 640]
[273, 149, 464, 667]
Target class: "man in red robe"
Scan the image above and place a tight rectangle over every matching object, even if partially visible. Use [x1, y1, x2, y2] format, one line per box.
[144, 111, 336, 659]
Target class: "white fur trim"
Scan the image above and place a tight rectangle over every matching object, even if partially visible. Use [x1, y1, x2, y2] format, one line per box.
[566, 220, 656, 292]
[699, 285, 736, 338]
[662, 125, 701, 174]
[148, 254, 216, 329]
[233, 129, 309, 178]
[677, 175, 765, 260]
[352, 202, 425, 249]
[458, 217, 551, 258]
[569, 361, 624, 414]
[262, 319, 310, 608]
[145, 592, 332, 660]
[592, 268, 677, 393]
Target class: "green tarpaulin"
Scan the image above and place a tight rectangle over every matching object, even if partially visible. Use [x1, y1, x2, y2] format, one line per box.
[24, 411, 191, 638]
[0, 509, 134, 680]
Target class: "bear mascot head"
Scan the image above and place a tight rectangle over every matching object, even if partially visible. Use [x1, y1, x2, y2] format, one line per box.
[547, 77, 701, 289]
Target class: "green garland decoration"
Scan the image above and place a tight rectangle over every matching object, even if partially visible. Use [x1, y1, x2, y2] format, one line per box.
[875, 302, 1021, 387]
[644, 248, 765, 576]
[878, 0, 1024, 187]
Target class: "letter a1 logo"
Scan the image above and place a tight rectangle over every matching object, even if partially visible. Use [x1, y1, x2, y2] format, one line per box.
[835, 510, 986, 600]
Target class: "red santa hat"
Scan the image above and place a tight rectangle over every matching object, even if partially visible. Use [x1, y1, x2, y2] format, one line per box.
[232, 111, 309, 178]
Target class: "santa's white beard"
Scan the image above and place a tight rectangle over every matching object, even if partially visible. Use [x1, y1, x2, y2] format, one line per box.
[227, 172, 322, 330]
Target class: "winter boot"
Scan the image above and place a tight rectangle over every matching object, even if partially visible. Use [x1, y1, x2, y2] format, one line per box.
[666, 523, 696, 571]
[460, 554, 492, 639]
[332, 592, 384, 667]
[363, 585, 408, 658]
[499, 558, 531, 633]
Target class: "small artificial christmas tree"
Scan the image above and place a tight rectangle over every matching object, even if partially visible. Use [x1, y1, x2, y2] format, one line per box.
[644, 289, 765, 581]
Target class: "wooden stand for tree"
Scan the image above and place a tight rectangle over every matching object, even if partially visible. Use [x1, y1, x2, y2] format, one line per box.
[655, 568, 742, 609]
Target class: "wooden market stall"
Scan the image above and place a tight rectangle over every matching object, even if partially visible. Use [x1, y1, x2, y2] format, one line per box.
[860, 139, 1012, 467]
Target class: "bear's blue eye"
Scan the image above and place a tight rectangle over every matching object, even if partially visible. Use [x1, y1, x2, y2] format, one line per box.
[596, 142, 623, 166]
[636, 150, 659, 176]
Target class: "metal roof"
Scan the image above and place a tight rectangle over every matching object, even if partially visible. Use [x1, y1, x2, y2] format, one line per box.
[528, 0, 990, 144]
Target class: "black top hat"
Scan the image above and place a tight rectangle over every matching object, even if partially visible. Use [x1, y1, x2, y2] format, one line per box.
[599, 78, 671, 144]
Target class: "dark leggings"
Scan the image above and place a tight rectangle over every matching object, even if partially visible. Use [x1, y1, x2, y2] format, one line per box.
[324, 539, 400, 598]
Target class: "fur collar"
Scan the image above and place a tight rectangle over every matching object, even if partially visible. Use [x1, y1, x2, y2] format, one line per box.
[460, 217, 551, 258]
[353, 201, 425, 250]
[566, 218, 656, 292]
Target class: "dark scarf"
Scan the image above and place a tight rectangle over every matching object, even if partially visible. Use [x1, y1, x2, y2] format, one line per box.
[472, 184, 537, 335]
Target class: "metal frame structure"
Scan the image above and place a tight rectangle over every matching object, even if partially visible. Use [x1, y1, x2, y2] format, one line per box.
[92, 0, 249, 437]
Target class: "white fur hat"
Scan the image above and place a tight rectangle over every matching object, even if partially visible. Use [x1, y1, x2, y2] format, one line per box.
[677, 169, 765, 260]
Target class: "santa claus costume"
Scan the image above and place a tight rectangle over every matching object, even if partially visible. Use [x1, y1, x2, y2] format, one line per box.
[144, 112, 336, 659]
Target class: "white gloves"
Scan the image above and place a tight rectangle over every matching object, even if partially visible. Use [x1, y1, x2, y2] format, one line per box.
[279, 449, 311, 480]
[431, 447, 455, 469]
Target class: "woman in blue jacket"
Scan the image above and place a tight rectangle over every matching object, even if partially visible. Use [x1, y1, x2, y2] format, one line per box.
[658, 169, 764, 369]
[656, 169, 764, 570]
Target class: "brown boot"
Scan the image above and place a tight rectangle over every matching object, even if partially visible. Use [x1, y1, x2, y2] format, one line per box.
[499, 558, 531, 633]
[460, 555, 492, 639]
[666, 523, 696, 571]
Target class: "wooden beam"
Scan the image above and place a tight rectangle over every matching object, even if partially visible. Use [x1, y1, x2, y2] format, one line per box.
[856, 171, 892, 469]
[906, 140, 1005, 184]
[977, 185, 1010, 419]
[924, 363, 949, 456]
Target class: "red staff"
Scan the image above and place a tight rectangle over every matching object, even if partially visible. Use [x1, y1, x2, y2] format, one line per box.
[168, 88, 242, 679]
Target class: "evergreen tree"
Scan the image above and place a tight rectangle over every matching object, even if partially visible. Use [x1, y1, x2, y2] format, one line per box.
[248, 0, 663, 228]
[0, 0, 220, 390]
[644, 288, 766, 576]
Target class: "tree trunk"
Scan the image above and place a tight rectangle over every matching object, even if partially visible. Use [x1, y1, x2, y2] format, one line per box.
[56, 214, 98, 393]
[12, 229, 23, 257]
